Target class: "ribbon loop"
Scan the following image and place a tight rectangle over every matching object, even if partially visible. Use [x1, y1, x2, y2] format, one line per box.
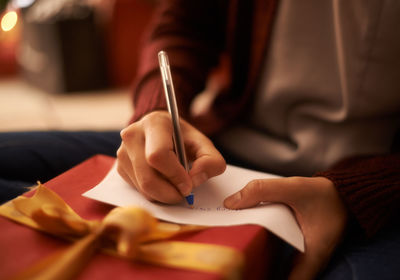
[12, 183, 94, 238]
[33, 204, 91, 237]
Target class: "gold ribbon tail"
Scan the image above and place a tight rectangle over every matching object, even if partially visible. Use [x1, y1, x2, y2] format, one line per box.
[12, 232, 100, 280]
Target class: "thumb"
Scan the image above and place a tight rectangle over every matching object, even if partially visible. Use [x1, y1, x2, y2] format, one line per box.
[223, 178, 296, 209]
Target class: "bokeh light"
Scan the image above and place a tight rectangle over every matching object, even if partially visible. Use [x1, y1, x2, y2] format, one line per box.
[1, 11, 18, 32]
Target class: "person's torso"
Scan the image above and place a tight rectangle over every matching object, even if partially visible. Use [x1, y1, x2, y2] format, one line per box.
[214, 0, 400, 176]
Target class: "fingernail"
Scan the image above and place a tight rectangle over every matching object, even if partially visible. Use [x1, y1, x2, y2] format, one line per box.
[224, 192, 242, 209]
[192, 172, 208, 187]
[178, 183, 191, 196]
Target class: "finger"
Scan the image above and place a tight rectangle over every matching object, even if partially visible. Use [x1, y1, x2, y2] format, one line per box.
[183, 126, 226, 187]
[133, 157, 183, 204]
[117, 160, 154, 202]
[143, 115, 192, 196]
[116, 144, 137, 186]
[187, 140, 226, 187]
[223, 178, 300, 209]
[121, 126, 183, 204]
[117, 144, 154, 201]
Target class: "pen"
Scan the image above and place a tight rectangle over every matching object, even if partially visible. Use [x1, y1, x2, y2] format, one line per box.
[158, 50, 194, 207]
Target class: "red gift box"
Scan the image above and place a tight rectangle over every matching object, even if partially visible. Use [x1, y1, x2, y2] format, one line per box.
[0, 155, 283, 279]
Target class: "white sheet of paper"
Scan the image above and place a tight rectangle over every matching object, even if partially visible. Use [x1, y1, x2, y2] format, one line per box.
[83, 164, 304, 252]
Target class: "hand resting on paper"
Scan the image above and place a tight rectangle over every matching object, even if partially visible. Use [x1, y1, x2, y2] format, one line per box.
[116, 111, 226, 204]
[224, 176, 349, 280]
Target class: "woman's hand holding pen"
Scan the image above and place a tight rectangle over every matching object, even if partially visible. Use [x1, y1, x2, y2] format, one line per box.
[117, 111, 226, 204]
[224, 176, 349, 280]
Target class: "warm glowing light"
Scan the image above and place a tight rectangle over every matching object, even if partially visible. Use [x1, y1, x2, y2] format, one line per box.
[1, 11, 18, 32]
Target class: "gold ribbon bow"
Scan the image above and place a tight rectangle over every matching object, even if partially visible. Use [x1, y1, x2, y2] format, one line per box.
[0, 183, 244, 280]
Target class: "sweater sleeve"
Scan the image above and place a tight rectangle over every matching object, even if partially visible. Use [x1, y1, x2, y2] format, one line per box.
[315, 153, 400, 237]
[130, 0, 228, 123]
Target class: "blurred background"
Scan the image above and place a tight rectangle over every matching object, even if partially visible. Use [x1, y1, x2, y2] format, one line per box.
[0, 0, 157, 131]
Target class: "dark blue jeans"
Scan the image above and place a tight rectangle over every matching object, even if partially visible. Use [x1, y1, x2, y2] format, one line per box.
[0, 130, 399, 279]
[0, 130, 121, 203]
[319, 223, 400, 280]
[269, 222, 400, 280]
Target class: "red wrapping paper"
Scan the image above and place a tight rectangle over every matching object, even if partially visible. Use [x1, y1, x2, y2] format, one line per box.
[0, 155, 280, 279]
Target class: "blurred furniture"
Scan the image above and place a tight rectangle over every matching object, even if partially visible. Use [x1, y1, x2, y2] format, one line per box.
[18, 0, 109, 92]
[13, 0, 156, 92]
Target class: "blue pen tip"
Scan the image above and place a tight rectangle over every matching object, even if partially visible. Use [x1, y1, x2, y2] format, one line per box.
[185, 193, 194, 206]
